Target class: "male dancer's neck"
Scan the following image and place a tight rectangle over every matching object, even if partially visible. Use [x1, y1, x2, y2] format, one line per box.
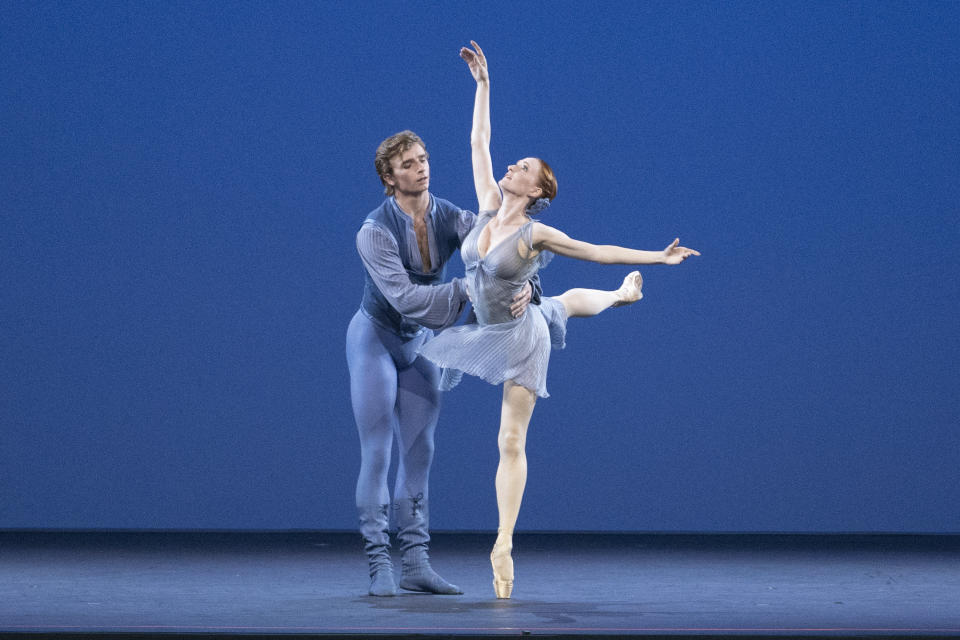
[394, 190, 431, 220]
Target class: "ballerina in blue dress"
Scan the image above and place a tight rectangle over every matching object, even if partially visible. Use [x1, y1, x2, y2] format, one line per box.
[418, 41, 700, 599]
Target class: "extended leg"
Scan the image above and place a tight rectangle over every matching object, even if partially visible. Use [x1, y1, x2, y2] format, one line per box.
[491, 379, 538, 598]
[555, 271, 643, 317]
[347, 312, 399, 596]
[393, 354, 462, 594]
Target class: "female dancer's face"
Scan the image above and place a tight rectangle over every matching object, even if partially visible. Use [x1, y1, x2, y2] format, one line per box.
[386, 144, 430, 196]
[499, 158, 543, 201]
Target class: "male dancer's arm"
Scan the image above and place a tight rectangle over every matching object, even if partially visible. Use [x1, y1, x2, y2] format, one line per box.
[357, 222, 469, 330]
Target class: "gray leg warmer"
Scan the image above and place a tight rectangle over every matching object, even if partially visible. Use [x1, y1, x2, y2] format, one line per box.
[358, 504, 396, 596]
[396, 494, 462, 595]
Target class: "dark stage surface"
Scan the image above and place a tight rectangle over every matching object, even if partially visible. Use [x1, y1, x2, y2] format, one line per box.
[1, 532, 958, 639]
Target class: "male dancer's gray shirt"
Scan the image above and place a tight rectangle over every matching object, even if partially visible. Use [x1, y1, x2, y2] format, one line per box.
[356, 196, 474, 334]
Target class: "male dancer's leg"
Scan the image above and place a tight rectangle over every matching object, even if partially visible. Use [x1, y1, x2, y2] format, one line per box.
[346, 311, 399, 596]
[392, 352, 462, 594]
[394, 353, 440, 503]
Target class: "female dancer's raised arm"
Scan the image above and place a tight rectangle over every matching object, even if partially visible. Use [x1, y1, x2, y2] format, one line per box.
[461, 41, 698, 266]
[460, 41, 501, 212]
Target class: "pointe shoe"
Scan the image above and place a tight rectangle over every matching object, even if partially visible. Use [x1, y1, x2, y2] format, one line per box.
[612, 271, 643, 307]
[490, 542, 514, 599]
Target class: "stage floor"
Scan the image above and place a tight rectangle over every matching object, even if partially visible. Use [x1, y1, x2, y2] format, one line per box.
[0, 531, 958, 638]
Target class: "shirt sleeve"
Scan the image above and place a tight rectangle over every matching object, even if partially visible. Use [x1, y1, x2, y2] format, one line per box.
[529, 272, 543, 305]
[357, 222, 469, 330]
[457, 208, 478, 243]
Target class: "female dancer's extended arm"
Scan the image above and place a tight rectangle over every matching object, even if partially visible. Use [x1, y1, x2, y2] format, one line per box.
[531, 223, 700, 265]
[461, 41, 501, 212]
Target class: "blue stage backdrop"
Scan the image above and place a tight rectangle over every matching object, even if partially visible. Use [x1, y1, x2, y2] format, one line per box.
[2, 1, 958, 532]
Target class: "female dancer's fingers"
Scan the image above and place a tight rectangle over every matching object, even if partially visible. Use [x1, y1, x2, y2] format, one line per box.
[471, 41, 486, 64]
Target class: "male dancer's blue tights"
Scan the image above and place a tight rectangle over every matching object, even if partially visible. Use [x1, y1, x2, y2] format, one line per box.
[346, 311, 461, 596]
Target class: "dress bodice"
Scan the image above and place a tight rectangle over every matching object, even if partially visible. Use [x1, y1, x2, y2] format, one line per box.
[417, 209, 566, 399]
[461, 211, 551, 326]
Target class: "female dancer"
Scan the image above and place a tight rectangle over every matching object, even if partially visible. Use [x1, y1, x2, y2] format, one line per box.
[418, 42, 699, 598]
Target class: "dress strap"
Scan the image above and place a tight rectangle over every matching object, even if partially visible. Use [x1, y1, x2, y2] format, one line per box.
[519, 221, 555, 268]
[519, 221, 536, 250]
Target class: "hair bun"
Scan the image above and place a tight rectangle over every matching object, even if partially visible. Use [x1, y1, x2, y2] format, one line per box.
[526, 197, 551, 216]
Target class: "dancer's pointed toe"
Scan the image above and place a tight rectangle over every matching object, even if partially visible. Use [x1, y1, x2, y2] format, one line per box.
[492, 575, 514, 599]
[490, 541, 514, 599]
[613, 271, 643, 307]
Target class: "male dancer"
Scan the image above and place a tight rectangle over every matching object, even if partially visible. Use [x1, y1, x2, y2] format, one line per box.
[347, 131, 533, 596]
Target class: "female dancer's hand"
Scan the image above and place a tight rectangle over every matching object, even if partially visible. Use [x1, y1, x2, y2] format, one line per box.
[662, 238, 701, 264]
[460, 40, 489, 83]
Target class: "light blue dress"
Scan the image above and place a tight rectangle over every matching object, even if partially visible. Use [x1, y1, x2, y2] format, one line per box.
[418, 210, 568, 398]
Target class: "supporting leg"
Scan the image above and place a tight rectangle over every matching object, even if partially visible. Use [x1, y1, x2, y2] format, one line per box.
[491, 379, 538, 598]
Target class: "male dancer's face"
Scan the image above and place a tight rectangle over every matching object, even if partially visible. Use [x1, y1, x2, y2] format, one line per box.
[385, 144, 430, 196]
